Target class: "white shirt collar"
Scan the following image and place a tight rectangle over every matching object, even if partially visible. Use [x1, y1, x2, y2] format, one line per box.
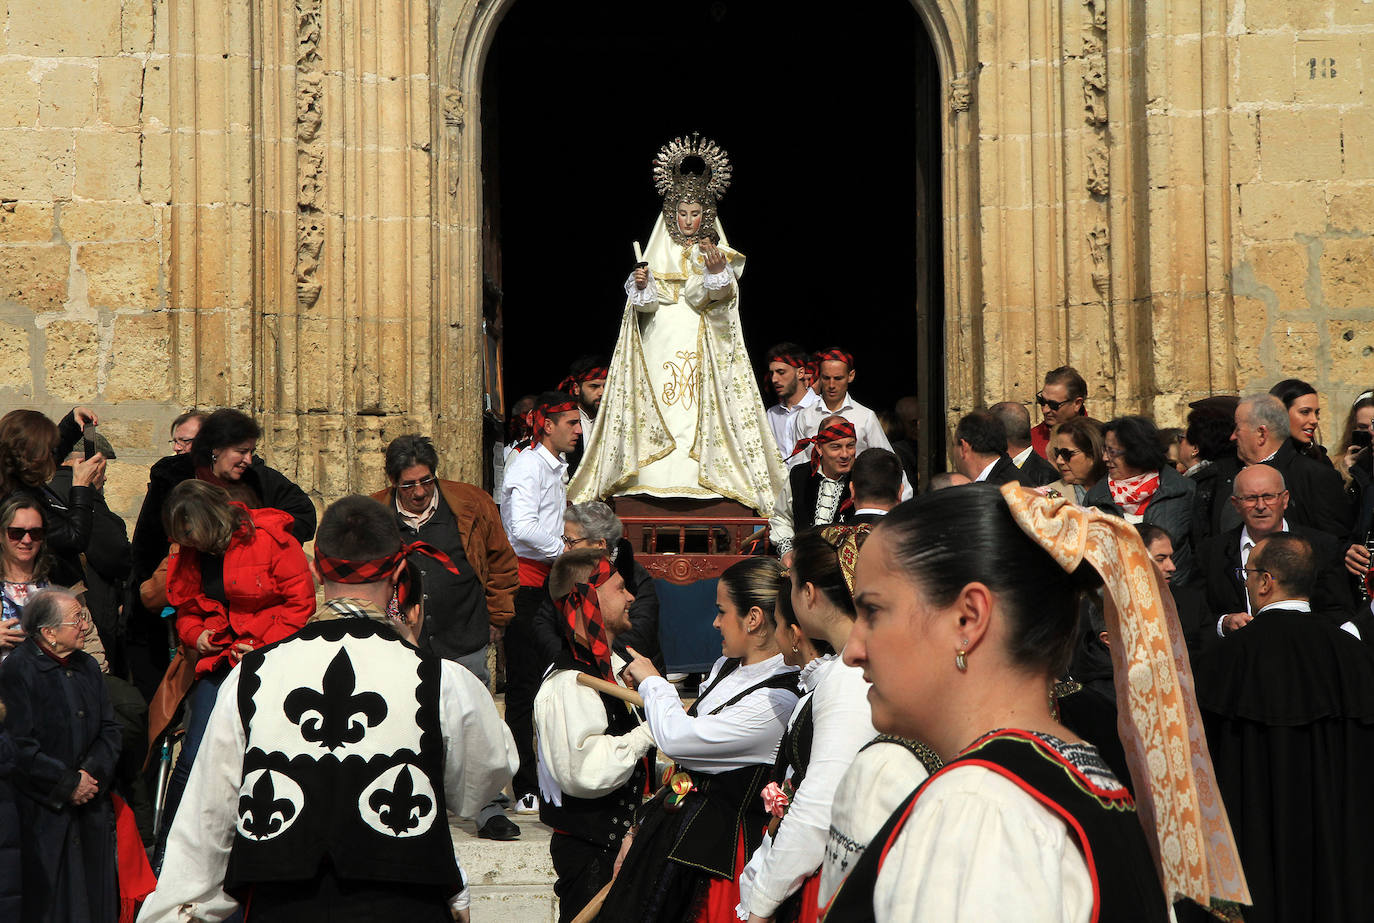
[853, 507, 888, 517]
[1239, 519, 1288, 557]
[1011, 445, 1034, 466]
[1257, 599, 1312, 615]
[974, 458, 997, 482]
[535, 442, 567, 471]
[818, 394, 856, 415]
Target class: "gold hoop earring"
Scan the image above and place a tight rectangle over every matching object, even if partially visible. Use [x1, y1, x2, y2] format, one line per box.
[955, 639, 969, 672]
[792, 644, 800, 654]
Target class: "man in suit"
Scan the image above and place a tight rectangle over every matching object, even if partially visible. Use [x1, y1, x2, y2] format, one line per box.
[1194, 464, 1359, 644]
[952, 410, 1021, 486]
[848, 448, 903, 524]
[770, 415, 857, 564]
[1228, 393, 1353, 539]
[991, 401, 1058, 487]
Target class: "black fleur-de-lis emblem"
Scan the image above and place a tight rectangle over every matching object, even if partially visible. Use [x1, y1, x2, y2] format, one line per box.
[367, 765, 433, 835]
[239, 771, 297, 839]
[283, 647, 388, 751]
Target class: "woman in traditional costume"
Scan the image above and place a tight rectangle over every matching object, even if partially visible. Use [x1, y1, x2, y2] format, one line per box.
[570, 135, 785, 516]
[821, 483, 1251, 922]
[608, 557, 800, 921]
[735, 526, 878, 923]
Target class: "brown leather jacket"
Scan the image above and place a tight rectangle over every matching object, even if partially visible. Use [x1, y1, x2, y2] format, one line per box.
[370, 480, 518, 626]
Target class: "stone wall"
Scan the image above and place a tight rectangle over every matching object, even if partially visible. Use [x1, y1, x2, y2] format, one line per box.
[1229, 0, 1374, 441]
[0, 0, 176, 520]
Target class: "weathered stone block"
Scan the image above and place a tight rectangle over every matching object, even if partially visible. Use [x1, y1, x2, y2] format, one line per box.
[39, 62, 96, 128]
[1261, 109, 1343, 181]
[0, 129, 76, 199]
[0, 320, 33, 396]
[1235, 33, 1294, 104]
[43, 319, 101, 402]
[1246, 242, 1309, 312]
[6, 0, 123, 55]
[105, 312, 171, 401]
[0, 62, 41, 128]
[1233, 295, 1269, 386]
[1294, 37, 1362, 105]
[1328, 320, 1374, 385]
[0, 203, 54, 242]
[80, 241, 159, 309]
[1238, 182, 1327, 240]
[102, 459, 149, 520]
[75, 130, 142, 200]
[97, 58, 144, 127]
[1342, 109, 1374, 180]
[1248, 0, 1331, 30]
[140, 129, 171, 202]
[121, 0, 155, 54]
[0, 243, 69, 311]
[1327, 185, 1374, 233]
[95, 417, 156, 456]
[141, 62, 168, 128]
[1273, 321, 1321, 380]
[1319, 238, 1374, 310]
[61, 201, 157, 242]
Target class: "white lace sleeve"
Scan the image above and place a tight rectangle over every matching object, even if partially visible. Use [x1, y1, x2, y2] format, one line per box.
[624, 271, 660, 311]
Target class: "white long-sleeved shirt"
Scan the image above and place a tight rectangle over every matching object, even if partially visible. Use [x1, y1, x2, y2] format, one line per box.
[637, 654, 799, 772]
[534, 654, 655, 804]
[736, 655, 876, 918]
[498, 442, 567, 563]
[767, 389, 820, 458]
[137, 654, 518, 922]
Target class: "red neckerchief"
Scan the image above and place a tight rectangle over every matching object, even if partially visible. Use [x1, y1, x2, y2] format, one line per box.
[555, 557, 616, 681]
[1107, 471, 1161, 515]
[788, 418, 858, 473]
[316, 541, 464, 610]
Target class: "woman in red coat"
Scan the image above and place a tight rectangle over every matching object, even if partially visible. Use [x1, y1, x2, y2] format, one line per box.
[152, 479, 315, 870]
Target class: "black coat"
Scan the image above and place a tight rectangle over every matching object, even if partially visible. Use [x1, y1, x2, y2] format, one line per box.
[0, 728, 21, 921]
[130, 452, 317, 587]
[1084, 465, 1198, 584]
[0, 639, 121, 923]
[1015, 449, 1059, 488]
[1266, 441, 1354, 540]
[47, 468, 131, 658]
[1192, 523, 1360, 641]
[3, 411, 96, 577]
[982, 454, 1023, 486]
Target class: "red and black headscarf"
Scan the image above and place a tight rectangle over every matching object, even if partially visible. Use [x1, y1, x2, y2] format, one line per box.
[814, 347, 855, 370]
[788, 417, 857, 473]
[315, 540, 464, 611]
[529, 394, 579, 444]
[770, 352, 808, 371]
[558, 366, 610, 397]
[555, 556, 618, 681]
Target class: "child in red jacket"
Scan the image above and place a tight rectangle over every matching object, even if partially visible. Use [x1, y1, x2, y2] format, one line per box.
[153, 479, 315, 870]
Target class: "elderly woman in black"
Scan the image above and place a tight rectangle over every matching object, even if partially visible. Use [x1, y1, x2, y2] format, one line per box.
[1082, 415, 1197, 583]
[0, 586, 121, 923]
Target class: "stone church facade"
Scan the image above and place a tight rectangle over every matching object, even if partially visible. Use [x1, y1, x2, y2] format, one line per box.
[0, 0, 1370, 520]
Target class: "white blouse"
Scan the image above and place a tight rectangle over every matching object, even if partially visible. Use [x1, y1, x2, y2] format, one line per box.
[534, 655, 655, 804]
[872, 765, 1096, 922]
[736, 654, 875, 919]
[818, 737, 933, 906]
[637, 654, 799, 772]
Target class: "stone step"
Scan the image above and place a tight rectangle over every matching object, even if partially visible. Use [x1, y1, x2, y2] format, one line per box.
[451, 810, 559, 922]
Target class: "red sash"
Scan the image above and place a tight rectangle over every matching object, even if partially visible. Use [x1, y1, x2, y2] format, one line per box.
[518, 556, 552, 587]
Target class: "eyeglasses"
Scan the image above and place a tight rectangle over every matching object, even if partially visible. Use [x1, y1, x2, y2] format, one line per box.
[55, 607, 92, 629]
[1234, 492, 1284, 507]
[1052, 447, 1081, 462]
[170, 436, 194, 448]
[563, 535, 589, 548]
[1035, 391, 1071, 411]
[1233, 566, 1269, 582]
[5, 526, 43, 542]
[397, 475, 437, 491]
[1102, 447, 1126, 459]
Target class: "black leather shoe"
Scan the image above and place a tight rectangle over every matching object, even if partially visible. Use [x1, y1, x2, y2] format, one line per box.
[478, 814, 521, 841]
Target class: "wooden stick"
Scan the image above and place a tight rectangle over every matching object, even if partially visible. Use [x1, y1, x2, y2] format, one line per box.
[576, 673, 644, 709]
[570, 879, 614, 923]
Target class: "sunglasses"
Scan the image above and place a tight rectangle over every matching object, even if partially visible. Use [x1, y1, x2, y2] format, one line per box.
[5, 526, 44, 542]
[1035, 391, 1072, 411]
[1052, 447, 1081, 462]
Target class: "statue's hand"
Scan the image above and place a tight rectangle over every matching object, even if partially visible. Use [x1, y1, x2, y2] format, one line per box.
[633, 267, 649, 290]
[702, 240, 727, 274]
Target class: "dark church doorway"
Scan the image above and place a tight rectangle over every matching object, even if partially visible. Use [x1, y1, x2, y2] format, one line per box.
[479, 0, 946, 486]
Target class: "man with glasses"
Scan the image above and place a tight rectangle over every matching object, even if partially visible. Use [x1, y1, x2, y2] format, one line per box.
[1030, 366, 1088, 458]
[373, 434, 520, 839]
[167, 410, 207, 456]
[1193, 464, 1360, 645]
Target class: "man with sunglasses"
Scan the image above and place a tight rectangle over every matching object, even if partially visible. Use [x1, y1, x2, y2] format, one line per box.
[1030, 366, 1088, 459]
[1193, 464, 1360, 647]
[373, 434, 520, 839]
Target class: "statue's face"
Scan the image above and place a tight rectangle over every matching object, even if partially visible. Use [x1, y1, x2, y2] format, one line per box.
[676, 201, 704, 237]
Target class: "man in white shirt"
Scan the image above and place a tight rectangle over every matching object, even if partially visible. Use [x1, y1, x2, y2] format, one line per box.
[788, 348, 896, 467]
[560, 356, 607, 477]
[499, 390, 582, 813]
[763, 342, 820, 457]
[770, 416, 857, 563]
[533, 548, 652, 923]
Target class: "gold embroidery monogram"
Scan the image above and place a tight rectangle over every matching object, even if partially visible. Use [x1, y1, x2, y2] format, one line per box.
[661, 350, 699, 410]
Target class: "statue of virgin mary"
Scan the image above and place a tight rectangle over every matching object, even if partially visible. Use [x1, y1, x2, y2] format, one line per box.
[569, 134, 785, 515]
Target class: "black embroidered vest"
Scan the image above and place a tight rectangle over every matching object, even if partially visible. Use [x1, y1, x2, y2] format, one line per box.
[224, 618, 460, 893]
[821, 730, 1167, 923]
[539, 653, 652, 850]
[788, 464, 853, 532]
[772, 695, 816, 788]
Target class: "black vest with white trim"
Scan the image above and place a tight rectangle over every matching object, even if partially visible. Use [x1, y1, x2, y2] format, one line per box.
[224, 617, 460, 893]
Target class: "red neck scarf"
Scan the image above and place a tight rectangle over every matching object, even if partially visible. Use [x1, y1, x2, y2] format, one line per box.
[556, 557, 616, 681]
[1107, 470, 1161, 516]
[788, 418, 857, 474]
[315, 541, 464, 610]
